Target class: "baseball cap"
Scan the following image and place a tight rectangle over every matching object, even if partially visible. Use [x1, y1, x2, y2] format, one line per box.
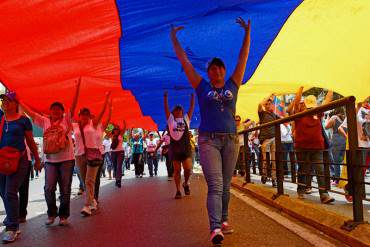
[0, 91, 17, 101]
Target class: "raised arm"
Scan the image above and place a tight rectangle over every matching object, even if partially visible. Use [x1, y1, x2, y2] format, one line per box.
[93, 91, 111, 128]
[170, 25, 202, 89]
[164, 91, 171, 120]
[70, 77, 82, 118]
[286, 99, 295, 116]
[19, 102, 44, 122]
[120, 120, 127, 136]
[102, 99, 113, 130]
[322, 90, 333, 105]
[187, 93, 195, 119]
[231, 18, 251, 87]
[156, 131, 162, 138]
[293, 86, 304, 114]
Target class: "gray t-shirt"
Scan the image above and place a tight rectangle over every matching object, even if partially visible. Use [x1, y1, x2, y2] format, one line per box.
[258, 111, 279, 142]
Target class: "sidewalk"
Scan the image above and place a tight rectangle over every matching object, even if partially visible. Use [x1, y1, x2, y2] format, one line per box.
[231, 173, 370, 246]
[234, 173, 370, 221]
[5, 163, 316, 247]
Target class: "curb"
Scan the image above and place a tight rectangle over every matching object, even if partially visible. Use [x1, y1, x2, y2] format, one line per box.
[231, 177, 370, 247]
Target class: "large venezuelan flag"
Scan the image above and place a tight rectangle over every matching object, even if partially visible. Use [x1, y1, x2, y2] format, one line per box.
[0, 0, 369, 129]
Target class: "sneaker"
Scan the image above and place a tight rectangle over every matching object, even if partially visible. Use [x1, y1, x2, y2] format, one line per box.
[168, 177, 173, 181]
[221, 222, 234, 234]
[305, 188, 312, 194]
[183, 183, 190, 195]
[272, 180, 277, 188]
[77, 188, 84, 196]
[261, 176, 267, 184]
[210, 229, 224, 245]
[321, 195, 335, 204]
[345, 195, 353, 202]
[18, 217, 26, 223]
[45, 217, 55, 226]
[90, 199, 98, 211]
[175, 191, 182, 199]
[59, 218, 69, 226]
[297, 193, 305, 199]
[2, 230, 20, 244]
[139, 175, 143, 178]
[81, 206, 92, 217]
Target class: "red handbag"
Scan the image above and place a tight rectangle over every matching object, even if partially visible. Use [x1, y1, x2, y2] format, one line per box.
[0, 117, 21, 175]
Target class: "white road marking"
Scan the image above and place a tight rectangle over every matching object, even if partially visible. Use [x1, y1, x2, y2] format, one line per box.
[231, 188, 338, 247]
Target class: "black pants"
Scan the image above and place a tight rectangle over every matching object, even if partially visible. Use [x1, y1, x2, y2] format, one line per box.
[95, 163, 102, 201]
[19, 162, 32, 218]
[164, 153, 173, 177]
[133, 153, 144, 176]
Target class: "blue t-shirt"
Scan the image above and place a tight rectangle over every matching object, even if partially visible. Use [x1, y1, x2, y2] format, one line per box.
[196, 78, 238, 133]
[0, 111, 33, 151]
[131, 137, 144, 154]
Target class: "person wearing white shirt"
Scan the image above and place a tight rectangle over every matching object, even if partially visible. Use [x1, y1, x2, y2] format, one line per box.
[72, 92, 110, 216]
[164, 91, 195, 199]
[280, 123, 296, 177]
[110, 121, 126, 187]
[102, 135, 112, 179]
[124, 142, 132, 170]
[156, 131, 173, 180]
[146, 133, 159, 176]
[20, 80, 81, 226]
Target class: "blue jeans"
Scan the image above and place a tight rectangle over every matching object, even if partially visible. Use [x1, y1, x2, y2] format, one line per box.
[0, 153, 29, 231]
[147, 152, 158, 176]
[44, 160, 74, 218]
[198, 133, 239, 231]
[19, 161, 32, 218]
[74, 166, 85, 190]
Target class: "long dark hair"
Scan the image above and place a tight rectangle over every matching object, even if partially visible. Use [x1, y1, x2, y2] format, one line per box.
[110, 127, 120, 150]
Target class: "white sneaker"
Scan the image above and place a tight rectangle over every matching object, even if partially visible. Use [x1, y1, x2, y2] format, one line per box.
[81, 206, 92, 216]
[90, 199, 98, 211]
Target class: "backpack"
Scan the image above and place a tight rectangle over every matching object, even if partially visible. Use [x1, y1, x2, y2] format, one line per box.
[43, 119, 69, 154]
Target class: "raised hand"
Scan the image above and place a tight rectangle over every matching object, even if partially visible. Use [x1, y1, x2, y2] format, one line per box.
[236, 17, 250, 33]
[170, 24, 184, 39]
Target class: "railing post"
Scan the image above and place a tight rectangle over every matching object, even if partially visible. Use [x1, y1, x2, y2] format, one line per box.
[323, 150, 331, 191]
[243, 133, 251, 184]
[341, 99, 364, 231]
[274, 125, 284, 196]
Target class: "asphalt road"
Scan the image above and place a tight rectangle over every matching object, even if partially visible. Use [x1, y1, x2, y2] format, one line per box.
[0, 162, 337, 246]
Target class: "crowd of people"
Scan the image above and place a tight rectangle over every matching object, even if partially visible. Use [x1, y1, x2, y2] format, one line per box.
[234, 88, 370, 204]
[0, 15, 368, 246]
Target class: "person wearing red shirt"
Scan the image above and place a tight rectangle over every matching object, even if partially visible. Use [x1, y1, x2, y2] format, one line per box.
[291, 87, 335, 204]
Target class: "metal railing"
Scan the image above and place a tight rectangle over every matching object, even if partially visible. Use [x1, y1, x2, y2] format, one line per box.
[239, 96, 368, 231]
